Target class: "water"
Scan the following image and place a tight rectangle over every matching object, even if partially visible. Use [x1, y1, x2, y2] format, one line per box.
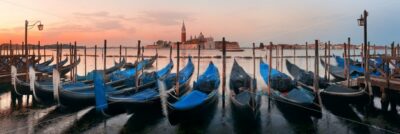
[0, 48, 399, 134]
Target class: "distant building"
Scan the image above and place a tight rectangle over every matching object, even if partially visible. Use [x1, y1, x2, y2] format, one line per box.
[173, 21, 238, 49]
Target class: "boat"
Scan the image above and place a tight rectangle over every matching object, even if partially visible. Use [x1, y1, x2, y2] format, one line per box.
[167, 61, 220, 125]
[33, 58, 127, 103]
[11, 58, 80, 96]
[260, 59, 320, 117]
[34, 57, 54, 69]
[76, 58, 126, 82]
[107, 57, 194, 114]
[285, 60, 329, 88]
[229, 60, 261, 121]
[286, 60, 368, 104]
[320, 59, 362, 81]
[124, 54, 157, 69]
[219, 49, 244, 52]
[56, 60, 147, 108]
[35, 57, 69, 74]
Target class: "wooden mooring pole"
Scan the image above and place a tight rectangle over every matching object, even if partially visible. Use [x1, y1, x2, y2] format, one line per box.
[328, 41, 331, 81]
[222, 37, 226, 108]
[135, 40, 141, 91]
[268, 42, 273, 100]
[84, 46, 87, 77]
[175, 42, 181, 95]
[306, 42, 309, 71]
[347, 38, 351, 87]
[314, 40, 320, 105]
[324, 42, 327, 80]
[197, 44, 201, 80]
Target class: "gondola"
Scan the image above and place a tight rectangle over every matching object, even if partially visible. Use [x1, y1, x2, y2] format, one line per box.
[107, 57, 194, 113]
[35, 57, 69, 74]
[167, 61, 219, 125]
[124, 54, 157, 69]
[260, 59, 320, 117]
[320, 59, 362, 81]
[76, 58, 126, 82]
[12, 58, 80, 96]
[35, 57, 54, 69]
[33, 58, 126, 103]
[57, 58, 159, 108]
[286, 60, 368, 104]
[285, 60, 329, 88]
[229, 60, 261, 121]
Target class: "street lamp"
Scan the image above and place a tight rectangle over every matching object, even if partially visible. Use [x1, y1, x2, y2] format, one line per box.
[357, 10, 371, 97]
[24, 20, 44, 80]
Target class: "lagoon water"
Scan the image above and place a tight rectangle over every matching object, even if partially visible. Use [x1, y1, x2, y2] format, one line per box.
[0, 48, 399, 134]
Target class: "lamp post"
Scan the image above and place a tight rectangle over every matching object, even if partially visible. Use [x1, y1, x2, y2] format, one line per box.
[24, 20, 44, 80]
[357, 10, 371, 96]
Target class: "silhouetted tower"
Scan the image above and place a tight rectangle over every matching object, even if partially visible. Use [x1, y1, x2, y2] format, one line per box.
[181, 21, 186, 43]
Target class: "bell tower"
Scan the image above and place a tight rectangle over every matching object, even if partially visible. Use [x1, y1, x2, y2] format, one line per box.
[181, 21, 186, 43]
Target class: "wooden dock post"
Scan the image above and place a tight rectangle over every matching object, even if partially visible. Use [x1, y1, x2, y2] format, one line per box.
[37, 41, 40, 62]
[175, 42, 181, 95]
[268, 42, 273, 98]
[135, 40, 141, 91]
[293, 44, 296, 64]
[84, 46, 87, 77]
[69, 43, 73, 80]
[43, 45, 46, 61]
[119, 45, 122, 63]
[197, 44, 201, 80]
[56, 42, 59, 71]
[95, 45, 97, 71]
[169, 45, 172, 60]
[314, 40, 320, 104]
[276, 45, 279, 70]
[74, 42, 77, 81]
[155, 47, 158, 70]
[280, 45, 283, 71]
[306, 42, 309, 71]
[347, 38, 351, 87]
[252, 43, 256, 93]
[344, 42, 348, 82]
[391, 42, 395, 57]
[104, 40, 107, 75]
[324, 42, 327, 80]
[328, 41, 331, 81]
[222, 37, 226, 108]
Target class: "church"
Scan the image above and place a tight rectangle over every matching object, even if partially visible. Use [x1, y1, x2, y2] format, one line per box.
[173, 21, 215, 49]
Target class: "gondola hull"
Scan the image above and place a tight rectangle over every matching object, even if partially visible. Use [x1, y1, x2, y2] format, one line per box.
[167, 90, 218, 125]
[230, 93, 261, 122]
[271, 91, 321, 118]
[319, 85, 369, 105]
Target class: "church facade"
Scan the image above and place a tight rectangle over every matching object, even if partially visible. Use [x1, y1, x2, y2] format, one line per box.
[173, 21, 215, 49]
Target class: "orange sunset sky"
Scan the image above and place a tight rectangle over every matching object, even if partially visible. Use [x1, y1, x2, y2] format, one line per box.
[1, 0, 399, 46]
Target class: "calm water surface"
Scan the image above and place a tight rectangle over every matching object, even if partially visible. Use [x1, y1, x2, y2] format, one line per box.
[0, 48, 399, 134]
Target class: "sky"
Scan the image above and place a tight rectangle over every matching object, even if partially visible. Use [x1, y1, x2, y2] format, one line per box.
[0, 0, 399, 47]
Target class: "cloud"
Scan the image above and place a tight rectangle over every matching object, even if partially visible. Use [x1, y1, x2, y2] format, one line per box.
[73, 11, 135, 21]
[138, 11, 195, 26]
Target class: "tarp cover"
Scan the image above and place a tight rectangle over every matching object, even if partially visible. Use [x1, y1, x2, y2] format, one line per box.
[260, 60, 294, 92]
[172, 90, 207, 110]
[230, 61, 252, 94]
